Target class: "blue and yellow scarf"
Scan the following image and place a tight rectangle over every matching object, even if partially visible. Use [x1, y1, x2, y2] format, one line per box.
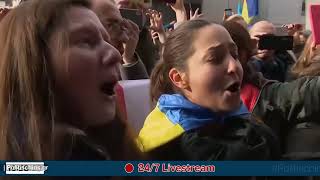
[137, 94, 249, 152]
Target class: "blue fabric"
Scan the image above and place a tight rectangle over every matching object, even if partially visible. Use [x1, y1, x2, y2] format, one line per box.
[247, 0, 259, 17]
[157, 94, 250, 132]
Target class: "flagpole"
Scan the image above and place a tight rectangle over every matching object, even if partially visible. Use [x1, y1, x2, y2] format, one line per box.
[227, 0, 230, 9]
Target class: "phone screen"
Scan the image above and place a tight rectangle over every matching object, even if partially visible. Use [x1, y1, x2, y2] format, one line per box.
[224, 9, 233, 16]
[258, 35, 293, 50]
[119, 8, 145, 29]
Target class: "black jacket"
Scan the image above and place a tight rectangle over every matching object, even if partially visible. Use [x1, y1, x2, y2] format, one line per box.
[147, 117, 280, 161]
[252, 76, 320, 159]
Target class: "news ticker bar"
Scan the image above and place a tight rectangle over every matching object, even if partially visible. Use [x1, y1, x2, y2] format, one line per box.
[2, 161, 320, 176]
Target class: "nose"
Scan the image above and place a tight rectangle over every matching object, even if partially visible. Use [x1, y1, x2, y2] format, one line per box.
[101, 42, 122, 67]
[227, 55, 241, 75]
[119, 30, 129, 44]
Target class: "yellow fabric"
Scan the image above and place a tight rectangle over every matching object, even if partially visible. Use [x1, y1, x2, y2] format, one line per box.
[136, 106, 185, 152]
[242, 0, 252, 24]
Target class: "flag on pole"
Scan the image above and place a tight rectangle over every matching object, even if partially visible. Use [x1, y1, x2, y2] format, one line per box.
[242, 0, 259, 24]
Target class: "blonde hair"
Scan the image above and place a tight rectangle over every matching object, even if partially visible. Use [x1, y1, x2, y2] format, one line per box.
[291, 35, 320, 77]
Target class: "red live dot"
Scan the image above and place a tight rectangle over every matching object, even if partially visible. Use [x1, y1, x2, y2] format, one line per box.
[125, 163, 134, 173]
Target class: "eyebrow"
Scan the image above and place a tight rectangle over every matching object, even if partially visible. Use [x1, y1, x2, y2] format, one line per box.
[204, 43, 238, 58]
[207, 44, 223, 50]
[203, 45, 224, 60]
[69, 22, 110, 42]
[69, 22, 99, 35]
[205, 42, 236, 53]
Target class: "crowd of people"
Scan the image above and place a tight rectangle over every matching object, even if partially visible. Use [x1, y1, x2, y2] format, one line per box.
[0, 0, 320, 179]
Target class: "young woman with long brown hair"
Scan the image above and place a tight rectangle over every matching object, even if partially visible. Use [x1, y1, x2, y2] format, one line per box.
[137, 20, 280, 164]
[0, 0, 140, 162]
[291, 35, 320, 78]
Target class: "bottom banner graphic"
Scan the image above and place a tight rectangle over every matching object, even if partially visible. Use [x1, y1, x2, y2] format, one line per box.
[2, 161, 320, 176]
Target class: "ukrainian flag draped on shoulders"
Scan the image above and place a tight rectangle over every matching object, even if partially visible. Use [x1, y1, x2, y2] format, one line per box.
[136, 94, 250, 152]
[241, 0, 259, 24]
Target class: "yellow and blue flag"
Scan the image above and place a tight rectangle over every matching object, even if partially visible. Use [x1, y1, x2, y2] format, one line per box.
[242, 0, 259, 24]
[136, 94, 250, 152]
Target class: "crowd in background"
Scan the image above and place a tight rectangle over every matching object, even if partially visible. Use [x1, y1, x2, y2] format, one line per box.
[0, 0, 320, 179]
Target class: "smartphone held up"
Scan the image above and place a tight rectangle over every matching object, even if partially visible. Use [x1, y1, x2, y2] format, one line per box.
[224, 8, 233, 17]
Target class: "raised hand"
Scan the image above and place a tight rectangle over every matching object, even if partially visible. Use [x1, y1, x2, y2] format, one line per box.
[122, 19, 140, 64]
[282, 24, 303, 36]
[189, 8, 203, 20]
[148, 9, 166, 45]
[168, 0, 187, 23]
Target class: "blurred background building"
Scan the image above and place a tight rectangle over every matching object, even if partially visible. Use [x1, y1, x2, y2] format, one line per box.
[1, 0, 319, 30]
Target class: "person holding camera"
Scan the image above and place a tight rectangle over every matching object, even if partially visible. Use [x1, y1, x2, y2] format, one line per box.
[91, 0, 150, 80]
[115, 0, 160, 76]
[249, 21, 296, 82]
[225, 21, 320, 161]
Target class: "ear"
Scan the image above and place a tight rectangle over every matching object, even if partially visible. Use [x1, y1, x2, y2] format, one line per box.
[168, 68, 189, 90]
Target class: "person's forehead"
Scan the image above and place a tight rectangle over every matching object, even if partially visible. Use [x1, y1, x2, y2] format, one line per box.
[194, 25, 234, 48]
[67, 6, 96, 21]
[65, 7, 103, 31]
[252, 24, 275, 34]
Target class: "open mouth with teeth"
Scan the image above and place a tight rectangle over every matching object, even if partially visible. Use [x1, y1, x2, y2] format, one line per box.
[100, 82, 116, 96]
[226, 82, 240, 93]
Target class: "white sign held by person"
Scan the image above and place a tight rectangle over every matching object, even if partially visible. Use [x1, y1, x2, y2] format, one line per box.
[116, 80, 152, 134]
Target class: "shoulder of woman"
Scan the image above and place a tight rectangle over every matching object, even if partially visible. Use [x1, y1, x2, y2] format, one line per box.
[64, 133, 111, 160]
[55, 125, 111, 160]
